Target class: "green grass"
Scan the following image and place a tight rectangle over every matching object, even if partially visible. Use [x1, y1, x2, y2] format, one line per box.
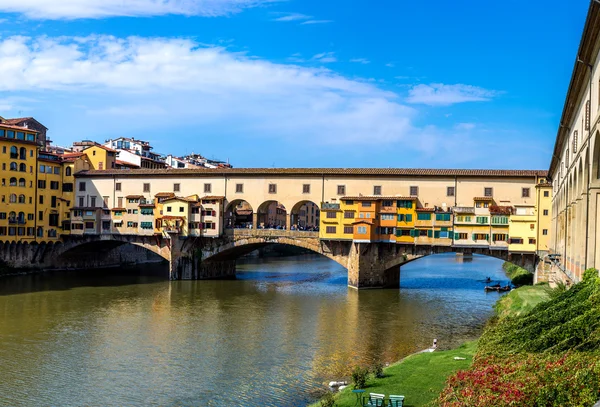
[502, 262, 533, 286]
[493, 284, 553, 318]
[308, 342, 477, 407]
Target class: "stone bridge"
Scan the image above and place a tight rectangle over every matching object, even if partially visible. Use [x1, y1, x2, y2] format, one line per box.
[0, 229, 539, 289]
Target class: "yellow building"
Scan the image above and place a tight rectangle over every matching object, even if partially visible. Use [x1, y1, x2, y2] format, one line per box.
[156, 197, 191, 236]
[36, 152, 67, 242]
[0, 124, 39, 242]
[320, 201, 344, 240]
[82, 144, 116, 170]
[536, 181, 552, 254]
[508, 204, 537, 253]
[396, 197, 417, 243]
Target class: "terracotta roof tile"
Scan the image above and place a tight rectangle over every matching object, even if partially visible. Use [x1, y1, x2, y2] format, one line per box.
[0, 123, 39, 133]
[154, 192, 176, 198]
[416, 207, 436, 212]
[202, 196, 225, 200]
[473, 197, 494, 201]
[75, 168, 548, 178]
[126, 195, 144, 199]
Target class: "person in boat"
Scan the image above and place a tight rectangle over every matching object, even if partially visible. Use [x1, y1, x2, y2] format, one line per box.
[485, 277, 492, 283]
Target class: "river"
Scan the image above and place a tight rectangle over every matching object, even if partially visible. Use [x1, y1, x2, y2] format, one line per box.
[0, 253, 509, 407]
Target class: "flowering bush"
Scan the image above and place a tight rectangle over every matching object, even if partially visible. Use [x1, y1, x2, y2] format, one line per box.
[438, 269, 600, 407]
[439, 353, 600, 407]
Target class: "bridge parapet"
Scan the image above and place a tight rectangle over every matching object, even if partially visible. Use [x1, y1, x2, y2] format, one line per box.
[225, 229, 319, 239]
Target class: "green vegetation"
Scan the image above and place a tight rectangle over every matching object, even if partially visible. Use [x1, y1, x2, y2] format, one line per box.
[439, 268, 600, 407]
[502, 262, 533, 286]
[309, 342, 476, 407]
[493, 284, 552, 318]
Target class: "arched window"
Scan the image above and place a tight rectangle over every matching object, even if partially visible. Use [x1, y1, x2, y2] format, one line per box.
[18, 194, 25, 204]
[9, 146, 17, 159]
[8, 211, 16, 221]
[19, 163, 26, 172]
[9, 194, 16, 203]
[9, 162, 17, 171]
[19, 147, 26, 160]
[65, 167, 72, 176]
[18, 178, 25, 187]
[9, 177, 17, 186]
[17, 212, 25, 222]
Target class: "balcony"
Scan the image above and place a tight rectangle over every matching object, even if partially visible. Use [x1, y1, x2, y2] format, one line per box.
[8, 219, 26, 225]
[454, 207, 475, 214]
[321, 203, 340, 210]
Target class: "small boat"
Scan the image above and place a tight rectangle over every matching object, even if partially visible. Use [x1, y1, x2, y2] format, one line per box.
[484, 277, 492, 283]
[484, 284, 512, 292]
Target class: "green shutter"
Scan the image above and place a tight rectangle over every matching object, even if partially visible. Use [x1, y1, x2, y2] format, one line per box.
[427, 230, 433, 238]
[472, 233, 476, 241]
[441, 227, 448, 231]
[454, 232, 459, 240]
[406, 214, 412, 222]
[485, 234, 489, 241]
[434, 231, 440, 238]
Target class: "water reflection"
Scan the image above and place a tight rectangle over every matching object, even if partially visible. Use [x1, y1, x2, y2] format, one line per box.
[0, 253, 507, 407]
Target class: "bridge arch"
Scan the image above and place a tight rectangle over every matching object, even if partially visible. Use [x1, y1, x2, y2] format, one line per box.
[289, 199, 320, 231]
[224, 199, 254, 229]
[256, 200, 287, 229]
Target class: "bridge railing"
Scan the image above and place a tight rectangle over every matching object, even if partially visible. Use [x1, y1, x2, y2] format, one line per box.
[225, 229, 319, 239]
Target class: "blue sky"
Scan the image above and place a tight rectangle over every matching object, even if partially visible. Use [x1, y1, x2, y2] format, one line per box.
[0, 0, 590, 169]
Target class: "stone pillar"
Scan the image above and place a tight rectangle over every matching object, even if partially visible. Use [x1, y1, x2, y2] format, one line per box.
[346, 242, 401, 289]
[169, 241, 236, 281]
[286, 213, 291, 230]
[252, 213, 258, 230]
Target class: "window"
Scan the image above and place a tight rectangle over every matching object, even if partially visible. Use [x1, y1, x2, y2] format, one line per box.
[455, 233, 468, 240]
[543, 229, 548, 236]
[90, 196, 96, 207]
[19, 163, 26, 172]
[410, 186, 418, 196]
[303, 184, 310, 194]
[522, 188, 530, 198]
[447, 186, 455, 197]
[17, 194, 25, 204]
[373, 185, 382, 195]
[18, 178, 25, 187]
[27, 213, 33, 220]
[476, 216, 489, 224]
[357, 226, 367, 234]
[397, 200, 413, 209]
[10, 162, 17, 171]
[484, 187, 493, 197]
[53, 167, 60, 175]
[79, 182, 86, 192]
[509, 237, 523, 244]
[38, 211, 43, 221]
[491, 216, 508, 224]
[473, 233, 489, 241]
[436, 213, 451, 221]
[381, 214, 394, 220]
[326, 226, 336, 234]
[585, 100, 590, 130]
[362, 202, 372, 208]
[66, 167, 72, 177]
[343, 226, 353, 234]
[236, 184, 243, 193]
[79, 197, 84, 207]
[397, 214, 413, 222]
[396, 229, 411, 237]
[204, 183, 212, 193]
[166, 206, 172, 212]
[417, 213, 431, 221]
[543, 191, 549, 197]
[143, 183, 150, 192]
[344, 211, 355, 219]
[9, 194, 16, 203]
[268, 184, 277, 194]
[85, 222, 94, 229]
[382, 200, 393, 207]
[529, 238, 536, 245]
[174, 183, 180, 192]
[49, 214, 59, 227]
[51, 196, 57, 208]
[492, 233, 507, 242]
[326, 211, 337, 219]
[337, 185, 346, 195]
[50, 181, 59, 190]
[573, 130, 578, 152]
[543, 209, 549, 216]
[179, 207, 184, 213]
[115, 182, 121, 191]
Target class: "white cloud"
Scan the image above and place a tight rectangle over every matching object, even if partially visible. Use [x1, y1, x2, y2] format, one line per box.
[406, 83, 498, 106]
[300, 19, 332, 25]
[350, 58, 370, 64]
[385, 63, 394, 68]
[0, 0, 275, 19]
[312, 52, 336, 63]
[0, 35, 425, 149]
[455, 122, 476, 131]
[272, 12, 310, 22]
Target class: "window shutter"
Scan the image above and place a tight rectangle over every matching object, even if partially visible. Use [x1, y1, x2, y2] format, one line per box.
[472, 233, 476, 241]
[406, 214, 412, 222]
[485, 234, 489, 241]
[427, 230, 433, 238]
[434, 231, 440, 238]
[454, 232, 459, 240]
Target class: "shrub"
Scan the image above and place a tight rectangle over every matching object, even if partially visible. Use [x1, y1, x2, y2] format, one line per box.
[371, 362, 384, 378]
[319, 392, 337, 407]
[351, 366, 369, 389]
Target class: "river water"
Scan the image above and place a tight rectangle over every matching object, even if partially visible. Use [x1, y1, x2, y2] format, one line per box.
[0, 253, 509, 407]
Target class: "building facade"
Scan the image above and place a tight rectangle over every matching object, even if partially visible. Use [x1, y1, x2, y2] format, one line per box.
[548, 0, 600, 282]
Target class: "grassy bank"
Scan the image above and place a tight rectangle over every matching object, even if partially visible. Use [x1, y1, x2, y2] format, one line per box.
[493, 283, 552, 318]
[309, 342, 476, 407]
[439, 269, 600, 406]
[502, 262, 533, 286]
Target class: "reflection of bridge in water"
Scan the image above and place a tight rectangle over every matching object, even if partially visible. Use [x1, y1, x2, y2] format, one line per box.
[13, 228, 538, 289]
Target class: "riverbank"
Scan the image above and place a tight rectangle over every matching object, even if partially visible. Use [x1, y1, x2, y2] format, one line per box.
[309, 282, 554, 407]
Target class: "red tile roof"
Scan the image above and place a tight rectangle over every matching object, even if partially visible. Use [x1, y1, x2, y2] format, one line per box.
[75, 168, 548, 178]
[415, 207, 436, 212]
[473, 197, 494, 201]
[0, 123, 39, 133]
[154, 192, 176, 198]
